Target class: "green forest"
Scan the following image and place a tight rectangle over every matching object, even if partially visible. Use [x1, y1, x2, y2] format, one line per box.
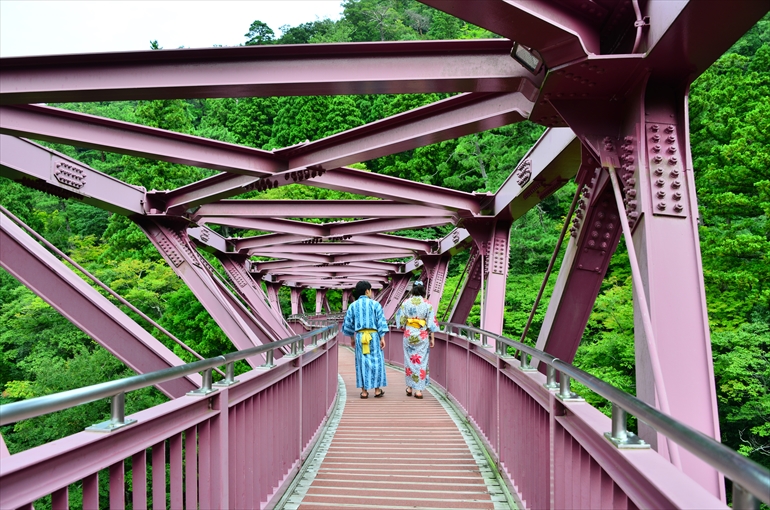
[0, 0, 768, 502]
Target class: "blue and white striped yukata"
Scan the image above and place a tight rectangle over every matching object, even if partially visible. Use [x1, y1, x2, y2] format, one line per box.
[342, 295, 389, 390]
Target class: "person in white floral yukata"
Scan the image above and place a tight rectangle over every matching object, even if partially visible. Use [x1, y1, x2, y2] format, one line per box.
[395, 281, 439, 399]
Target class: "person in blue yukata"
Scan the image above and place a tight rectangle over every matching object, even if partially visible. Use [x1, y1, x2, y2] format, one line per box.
[342, 280, 389, 399]
[395, 280, 439, 399]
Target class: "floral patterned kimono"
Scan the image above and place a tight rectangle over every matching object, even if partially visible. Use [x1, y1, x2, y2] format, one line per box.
[396, 296, 440, 390]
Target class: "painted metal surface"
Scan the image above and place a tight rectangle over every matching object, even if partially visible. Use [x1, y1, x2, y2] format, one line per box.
[0, 40, 538, 104]
[0, 335, 339, 510]
[381, 327, 766, 509]
[0, 211, 200, 397]
[0, 0, 767, 506]
[285, 347, 507, 509]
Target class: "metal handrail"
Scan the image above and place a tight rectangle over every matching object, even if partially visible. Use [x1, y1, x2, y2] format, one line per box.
[438, 322, 770, 506]
[0, 323, 338, 427]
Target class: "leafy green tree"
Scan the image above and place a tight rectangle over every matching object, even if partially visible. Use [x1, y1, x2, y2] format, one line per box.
[245, 20, 275, 45]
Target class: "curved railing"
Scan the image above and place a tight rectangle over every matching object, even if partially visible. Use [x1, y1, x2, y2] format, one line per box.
[381, 322, 769, 510]
[0, 322, 340, 509]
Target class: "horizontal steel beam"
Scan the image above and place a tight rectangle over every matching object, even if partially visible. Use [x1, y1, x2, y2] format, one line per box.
[0, 105, 284, 177]
[0, 135, 145, 216]
[233, 234, 309, 251]
[327, 217, 453, 237]
[0, 99, 488, 215]
[307, 167, 486, 214]
[194, 200, 457, 219]
[272, 276, 388, 287]
[348, 234, 434, 253]
[267, 267, 389, 277]
[331, 253, 411, 264]
[206, 216, 450, 242]
[204, 217, 324, 237]
[277, 92, 536, 173]
[250, 244, 414, 256]
[0, 39, 537, 104]
[234, 231, 433, 253]
[254, 259, 398, 272]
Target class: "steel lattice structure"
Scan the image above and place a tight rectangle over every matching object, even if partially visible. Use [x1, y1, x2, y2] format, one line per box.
[1, 0, 768, 504]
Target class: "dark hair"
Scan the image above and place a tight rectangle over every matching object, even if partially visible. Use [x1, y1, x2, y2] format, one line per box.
[410, 281, 426, 297]
[353, 280, 371, 299]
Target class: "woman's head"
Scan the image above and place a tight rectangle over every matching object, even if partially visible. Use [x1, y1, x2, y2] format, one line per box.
[411, 280, 426, 297]
[354, 280, 372, 299]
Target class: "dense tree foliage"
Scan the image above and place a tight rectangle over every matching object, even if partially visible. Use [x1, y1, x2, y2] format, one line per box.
[0, 3, 767, 502]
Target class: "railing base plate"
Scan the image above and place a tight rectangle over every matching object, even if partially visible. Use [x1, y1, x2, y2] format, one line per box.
[604, 431, 651, 449]
[86, 418, 137, 433]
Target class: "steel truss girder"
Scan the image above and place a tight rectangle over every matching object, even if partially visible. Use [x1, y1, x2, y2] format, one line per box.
[0, 100, 487, 214]
[0, 135, 145, 216]
[420, 0, 594, 68]
[492, 128, 581, 218]
[0, 211, 200, 398]
[248, 244, 414, 256]
[267, 268, 389, 277]
[543, 78, 724, 497]
[215, 254, 292, 339]
[381, 275, 412, 320]
[253, 259, 398, 273]
[275, 92, 536, 173]
[290, 287, 303, 315]
[0, 40, 538, 105]
[277, 278, 386, 288]
[448, 245, 483, 325]
[536, 170, 622, 362]
[466, 218, 512, 335]
[264, 281, 283, 319]
[136, 219, 275, 362]
[194, 200, 457, 219]
[0, 106, 284, 179]
[420, 254, 451, 306]
[202, 216, 451, 241]
[341, 289, 352, 311]
[234, 232, 433, 254]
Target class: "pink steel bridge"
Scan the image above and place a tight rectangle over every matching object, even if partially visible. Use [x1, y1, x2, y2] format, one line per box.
[1, 0, 769, 508]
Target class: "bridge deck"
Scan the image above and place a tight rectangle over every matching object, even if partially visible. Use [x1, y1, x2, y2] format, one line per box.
[283, 346, 511, 509]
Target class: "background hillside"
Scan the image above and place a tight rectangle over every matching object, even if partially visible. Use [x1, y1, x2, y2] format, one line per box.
[1, 0, 767, 488]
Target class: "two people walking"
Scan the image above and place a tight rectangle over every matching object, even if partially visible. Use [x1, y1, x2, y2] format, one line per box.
[342, 279, 439, 400]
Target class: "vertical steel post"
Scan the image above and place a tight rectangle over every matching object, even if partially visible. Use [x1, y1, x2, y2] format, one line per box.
[611, 403, 628, 442]
[111, 392, 125, 425]
[732, 484, 760, 510]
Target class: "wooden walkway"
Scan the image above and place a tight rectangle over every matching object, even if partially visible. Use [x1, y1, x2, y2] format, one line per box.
[282, 347, 511, 509]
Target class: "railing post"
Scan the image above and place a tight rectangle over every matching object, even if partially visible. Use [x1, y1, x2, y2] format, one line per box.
[518, 350, 536, 372]
[604, 403, 649, 449]
[214, 362, 239, 387]
[544, 366, 559, 390]
[733, 483, 761, 510]
[187, 368, 218, 396]
[262, 349, 275, 368]
[481, 334, 489, 347]
[85, 392, 137, 432]
[556, 371, 583, 402]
